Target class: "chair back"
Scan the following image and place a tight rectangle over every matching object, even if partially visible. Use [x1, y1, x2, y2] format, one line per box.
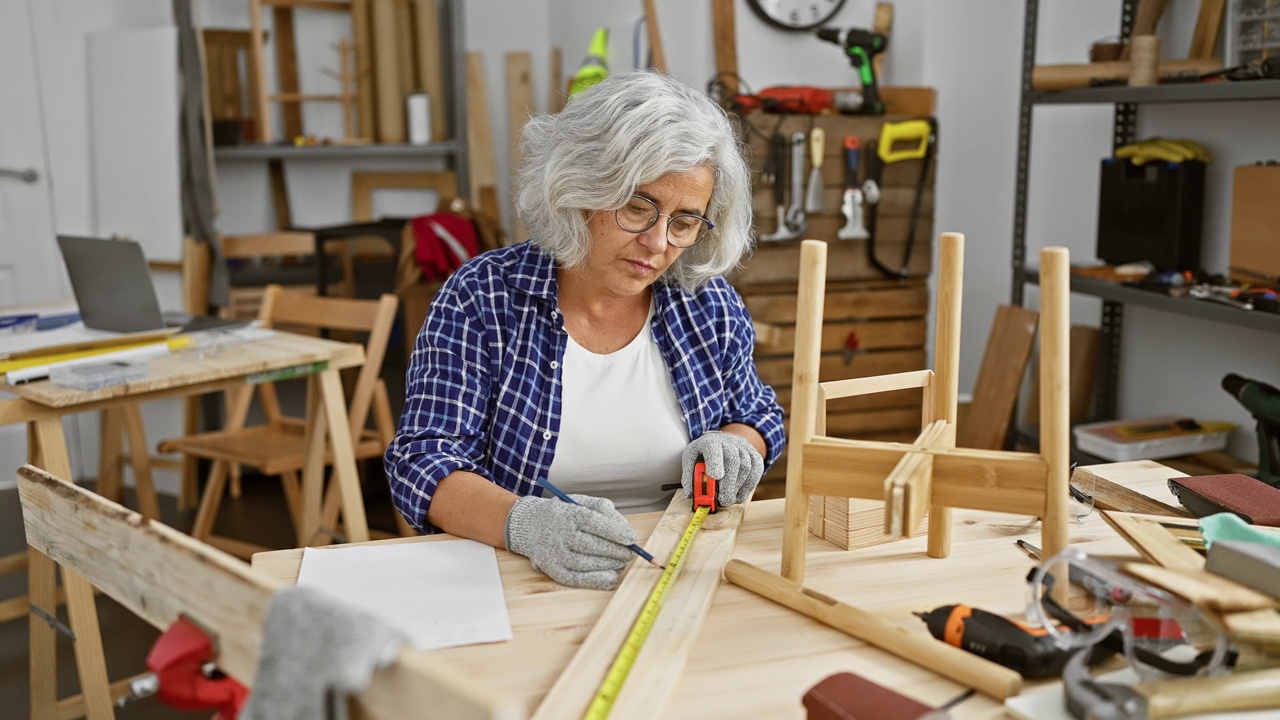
[257, 284, 399, 443]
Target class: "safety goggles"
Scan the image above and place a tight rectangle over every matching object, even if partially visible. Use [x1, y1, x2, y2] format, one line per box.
[1026, 547, 1231, 683]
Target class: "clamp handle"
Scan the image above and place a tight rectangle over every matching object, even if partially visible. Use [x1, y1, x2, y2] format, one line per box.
[692, 461, 717, 513]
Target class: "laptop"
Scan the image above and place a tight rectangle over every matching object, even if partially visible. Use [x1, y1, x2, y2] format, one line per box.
[56, 235, 248, 334]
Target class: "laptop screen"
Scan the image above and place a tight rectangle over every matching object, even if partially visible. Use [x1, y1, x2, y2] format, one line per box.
[56, 235, 167, 333]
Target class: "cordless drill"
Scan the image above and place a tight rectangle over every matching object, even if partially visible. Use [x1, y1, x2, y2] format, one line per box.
[816, 27, 888, 115]
[1223, 373, 1280, 487]
[916, 604, 1076, 680]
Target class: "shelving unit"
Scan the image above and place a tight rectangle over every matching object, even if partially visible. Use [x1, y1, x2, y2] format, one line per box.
[1011, 0, 1280, 421]
[213, 0, 470, 212]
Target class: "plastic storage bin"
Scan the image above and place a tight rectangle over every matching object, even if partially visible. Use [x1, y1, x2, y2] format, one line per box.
[1073, 416, 1234, 461]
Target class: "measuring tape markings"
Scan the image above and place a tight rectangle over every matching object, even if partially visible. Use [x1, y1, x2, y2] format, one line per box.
[583, 506, 711, 720]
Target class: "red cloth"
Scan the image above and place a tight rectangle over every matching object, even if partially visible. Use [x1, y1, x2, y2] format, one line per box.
[410, 212, 479, 280]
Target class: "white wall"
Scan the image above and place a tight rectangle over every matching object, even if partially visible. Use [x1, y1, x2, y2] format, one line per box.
[25, 0, 1280, 481]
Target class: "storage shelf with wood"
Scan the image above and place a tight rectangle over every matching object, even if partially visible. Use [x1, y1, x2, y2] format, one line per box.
[214, 141, 464, 162]
[733, 92, 938, 509]
[1032, 78, 1280, 105]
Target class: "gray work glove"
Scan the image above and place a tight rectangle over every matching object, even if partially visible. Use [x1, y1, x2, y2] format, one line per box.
[504, 494, 638, 591]
[680, 431, 765, 507]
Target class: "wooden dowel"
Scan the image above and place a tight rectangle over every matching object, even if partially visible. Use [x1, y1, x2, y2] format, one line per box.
[1031, 58, 1222, 91]
[1139, 667, 1280, 718]
[724, 560, 1023, 700]
[928, 232, 963, 557]
[1040, 246, 1070, 563]
[782, 240, 826, 583]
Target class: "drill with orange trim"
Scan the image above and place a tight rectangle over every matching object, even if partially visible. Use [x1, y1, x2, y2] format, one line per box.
[915, 604, 1076, 680]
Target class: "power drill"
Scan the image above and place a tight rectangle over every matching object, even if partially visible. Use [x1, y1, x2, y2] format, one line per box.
[916, 604, 1075, 680]
[1223, 373, 1280, 487]
[816, 27, 888, 115]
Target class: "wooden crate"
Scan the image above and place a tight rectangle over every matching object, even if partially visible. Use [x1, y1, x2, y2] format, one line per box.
[735, 100, 938, 549]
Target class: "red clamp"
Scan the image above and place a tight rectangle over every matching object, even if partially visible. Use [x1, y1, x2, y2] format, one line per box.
[143, 616, 248, 719]
[692, 461, 718, 513]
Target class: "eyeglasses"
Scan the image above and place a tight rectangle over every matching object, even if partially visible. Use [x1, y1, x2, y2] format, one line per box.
[1026, 547, 1230, 682]
[614, 195, 714, 248]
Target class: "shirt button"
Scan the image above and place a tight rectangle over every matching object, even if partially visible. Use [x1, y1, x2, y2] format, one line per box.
[543, 430, 553, 440]
[550, 361, 559, 369]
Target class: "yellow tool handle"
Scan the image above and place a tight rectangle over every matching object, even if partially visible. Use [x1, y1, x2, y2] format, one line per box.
[877, 119, 932, 163]
[809, 128, 825, 169]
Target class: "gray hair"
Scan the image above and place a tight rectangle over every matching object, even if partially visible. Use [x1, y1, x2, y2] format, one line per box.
[514, 70, 754, 291]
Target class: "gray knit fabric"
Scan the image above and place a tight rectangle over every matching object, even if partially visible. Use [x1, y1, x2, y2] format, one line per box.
[680, 431, 765, 505]
[242, 586, 407, 720]
[505, 494, 637, 590]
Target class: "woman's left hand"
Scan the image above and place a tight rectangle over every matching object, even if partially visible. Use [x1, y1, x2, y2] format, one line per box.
[680, 431, 765, 507]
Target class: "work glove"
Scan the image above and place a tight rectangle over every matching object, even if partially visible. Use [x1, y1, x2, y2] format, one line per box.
[680, 431, 765, 507]
[504, 494, 638, 591]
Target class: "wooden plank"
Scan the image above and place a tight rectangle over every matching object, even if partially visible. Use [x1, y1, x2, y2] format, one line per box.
[467, 53, 499, 219]
[1189, 0, 1227, 59]
[1101, 510, 1207, 571]
[410, 0, 445, 141]
[1122, 563, 1279, 614]
[505, 52, 533, 242]
[371, 0, 405, 142]
[269, 159, 291, 229]
[396, 0, 416, 99]
[350, 170, 457, 221]
[531, 495, 745, 718]
[1072, 466, 1190, 517]
[711, 0, 737, 94]
[273, 5, 303, 139]
[957, 305, 1038, 451]
[744, 283, 928, 324]
[548, 47, 564, 114]
[15, 465, 518, 720]
[871, 3, 893, 82]
[1121, 0, 1171, 60]
[352, 0, 376, 140]
[248, 0, 271, 142]
[756, 348, 925, 388]
[755, 318, 925, 358]
[641, 0, 666, 72]
[733, 234, 933, 286]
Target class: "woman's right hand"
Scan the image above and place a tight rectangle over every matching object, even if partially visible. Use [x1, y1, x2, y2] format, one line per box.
[504, 494, 638, 590]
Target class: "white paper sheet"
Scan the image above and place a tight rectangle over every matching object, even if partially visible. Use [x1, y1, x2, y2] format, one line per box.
[297, 539, 513, 652]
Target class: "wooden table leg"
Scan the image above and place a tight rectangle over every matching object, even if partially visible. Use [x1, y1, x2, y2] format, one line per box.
[122, 404, 161, 520]
[299, 375, 329, 545]
[95, 408, 123, 504]
[317, 367, 369, 543]
[31, 417, 114, 720]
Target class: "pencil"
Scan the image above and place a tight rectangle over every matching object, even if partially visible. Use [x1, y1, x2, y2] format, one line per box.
[535, 477, 665, 569]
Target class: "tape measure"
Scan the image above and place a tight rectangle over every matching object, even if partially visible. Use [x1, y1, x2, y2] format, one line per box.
[583, 464, 717, 719]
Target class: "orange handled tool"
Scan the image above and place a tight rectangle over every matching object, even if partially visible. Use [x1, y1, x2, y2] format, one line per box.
[692, 461, 717, 513]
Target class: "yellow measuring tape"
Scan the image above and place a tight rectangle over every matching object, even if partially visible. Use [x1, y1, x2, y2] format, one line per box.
[583, 505, 711, 720]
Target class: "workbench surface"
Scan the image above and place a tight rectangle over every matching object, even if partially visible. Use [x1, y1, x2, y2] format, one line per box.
[252, 460, 1177, 718]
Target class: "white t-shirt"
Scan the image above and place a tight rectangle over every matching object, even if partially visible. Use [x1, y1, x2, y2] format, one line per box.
[546, 304, 689, 514]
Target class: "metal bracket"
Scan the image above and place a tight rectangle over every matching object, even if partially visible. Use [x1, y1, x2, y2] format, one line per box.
[30, 604, 76, 641]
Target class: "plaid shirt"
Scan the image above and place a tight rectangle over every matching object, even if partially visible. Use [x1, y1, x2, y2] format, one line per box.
[385, 241, 786, 533]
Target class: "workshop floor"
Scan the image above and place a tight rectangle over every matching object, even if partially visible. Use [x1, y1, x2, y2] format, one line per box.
[0, 470, 406, 719]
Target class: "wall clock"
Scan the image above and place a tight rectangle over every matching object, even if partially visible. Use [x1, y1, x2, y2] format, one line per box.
[746, 0, 848, 32]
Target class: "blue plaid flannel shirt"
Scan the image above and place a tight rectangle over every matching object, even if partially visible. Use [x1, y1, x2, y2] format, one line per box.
[385, 241, 786, 533]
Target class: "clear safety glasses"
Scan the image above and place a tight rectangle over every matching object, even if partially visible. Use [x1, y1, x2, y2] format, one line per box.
[1026, 547, 1231, 682]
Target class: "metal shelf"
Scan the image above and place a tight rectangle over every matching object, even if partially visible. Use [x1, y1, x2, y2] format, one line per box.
[1032, 79, 1280, 105]
[214, 141, 463, 161]
[1024, 269, 1280, 334]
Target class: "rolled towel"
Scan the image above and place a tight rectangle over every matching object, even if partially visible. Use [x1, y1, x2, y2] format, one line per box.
[241, 586, 408, 720]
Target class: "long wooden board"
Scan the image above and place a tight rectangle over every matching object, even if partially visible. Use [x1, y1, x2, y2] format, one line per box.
[16, 465, 521, 720]
[532, 494, 745, 719]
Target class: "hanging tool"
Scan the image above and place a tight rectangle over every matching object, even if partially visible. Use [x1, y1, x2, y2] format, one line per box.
[782, 131, 809, 236]
[585, 464, 718, 719]
[115, 615, 249, 718]
[804, 128, 826, 213]
[759, 133, 794, 242]
[730, 85, 864, 115]
[837, 136, 869, 240]
[815, 27, 889, 115]
[863, 118, 936, 279]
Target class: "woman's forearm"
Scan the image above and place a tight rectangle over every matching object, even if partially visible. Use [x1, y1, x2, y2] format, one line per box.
[426, 471, 520, 548]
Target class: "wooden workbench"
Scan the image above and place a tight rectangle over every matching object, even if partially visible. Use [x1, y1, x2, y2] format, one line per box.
[253, 460, 1179, 718]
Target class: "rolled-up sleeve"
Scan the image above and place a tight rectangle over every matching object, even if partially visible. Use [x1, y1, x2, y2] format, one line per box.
[385, 280, 494, 531]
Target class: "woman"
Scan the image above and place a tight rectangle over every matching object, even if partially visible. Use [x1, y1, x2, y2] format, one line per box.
[386, 71, 785, 590]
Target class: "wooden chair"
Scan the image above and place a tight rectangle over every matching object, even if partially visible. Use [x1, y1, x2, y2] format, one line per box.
[159, 284, 404, 558]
